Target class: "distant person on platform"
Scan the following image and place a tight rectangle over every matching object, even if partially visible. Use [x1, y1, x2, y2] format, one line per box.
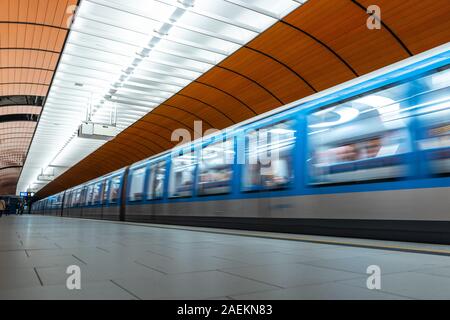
[19, 201, 24, 215]
[0, 199, 5, 217]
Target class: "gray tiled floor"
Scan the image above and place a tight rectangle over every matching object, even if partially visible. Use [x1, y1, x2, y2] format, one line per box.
[1, 215, 450, 300]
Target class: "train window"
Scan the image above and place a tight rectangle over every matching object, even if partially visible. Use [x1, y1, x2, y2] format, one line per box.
[76, 189, 82, 207]
[129, 167, 146, 202]
[416, 68, 450, 174]
[64, 191, 72, 208]
[102, 179, 110, 204]
[169, 150, 197, 198]
[308, 89, 413, 184]
[419, 112, 450, 174]
[85, 185, 94, 206]
[147, 161, 166, 200]
[69, 191, 74, 208]
[109, 176, 122, 203]
[71, 189, 78, 207]
[70, 191, 74, 208]
[79, 187, 87, 206]
[198, 139, 234, 195]
[242, 120, 296, 191]
[68, 191, 73, 208]
[58, 193, 64, 208]
[53, 194, 60, 209]
[92, 182, 102, 205]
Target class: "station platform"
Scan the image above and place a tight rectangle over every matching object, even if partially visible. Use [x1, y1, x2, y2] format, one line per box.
[1, 215, 450, 300]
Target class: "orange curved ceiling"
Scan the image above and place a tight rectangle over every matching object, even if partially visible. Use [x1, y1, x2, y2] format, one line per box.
[0, 0, 77, 195]
[31, 0, 450, 198]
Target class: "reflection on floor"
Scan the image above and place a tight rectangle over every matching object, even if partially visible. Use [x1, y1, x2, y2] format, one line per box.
[1, 215, 450, 299]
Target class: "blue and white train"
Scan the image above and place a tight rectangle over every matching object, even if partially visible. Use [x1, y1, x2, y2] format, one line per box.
[32, 44, 450, 243]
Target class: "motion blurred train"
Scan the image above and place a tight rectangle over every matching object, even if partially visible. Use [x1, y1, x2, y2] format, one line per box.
[32, 44, 450, 243]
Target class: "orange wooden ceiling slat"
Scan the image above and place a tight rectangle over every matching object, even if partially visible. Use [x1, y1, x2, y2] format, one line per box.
[35, 0, 49, 25]
[0, 121, 36, 130]
[221, 47, 313, 105]
[0, 171, 21, 177]
[15, 49, 25, 69]
[0, 24, 66, 54]
[23, 26, 36, 51]
[136, 113, 190, 133]
[198, 67, 281, 115]
[0, 0, 7, 20]
[0, 105, 41, 115]
[6, 23, 17, 47]
[108, 138, 153, 159]
[17, 0, 29, 23]
[92, 147, 130, 166]
[180, 82, 255, 123]
[44, 27, 61, 54]
[37, 26, 51, 51]
[54, 28, 67, 51]
[0, 24, 6, 46]
[128, 118, 188, 148]
[165, 94, 234, 128]
[143, 112, 196, 132]
[43, 69, 52, 84]
[358, 0, 450, 54]
[249, 22, 356, 92]
[34, 50, 46, 69]
[0, 180, 20, 185]
[16, 23, 27, 48]
[79, 148, 132, 171]
[115, 134, 162, 155]
[31, 69, 40, 83]
[0, 83, 48, 96]
[54, 0, 71, 27]
[31, 24, 44, 48]
[48, 51, 59, 69]
[87, 148, 140, 168]
[26, 0, 39, 24]
[283, 0, 410, 76]
[0, 140, 32, 148]
[41, 51, 53, 70]
[0, 175, 20, 180]
[155, 104, 215, 131]
[43, 0, 59, 26]
[8, 0, 19, 21]
[125, 126, 173, 148]
[120, 130, 171, 152]
[15, 50, 30, 68]
[128, 120, 174, 138]
[7, 49, 14, 68]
